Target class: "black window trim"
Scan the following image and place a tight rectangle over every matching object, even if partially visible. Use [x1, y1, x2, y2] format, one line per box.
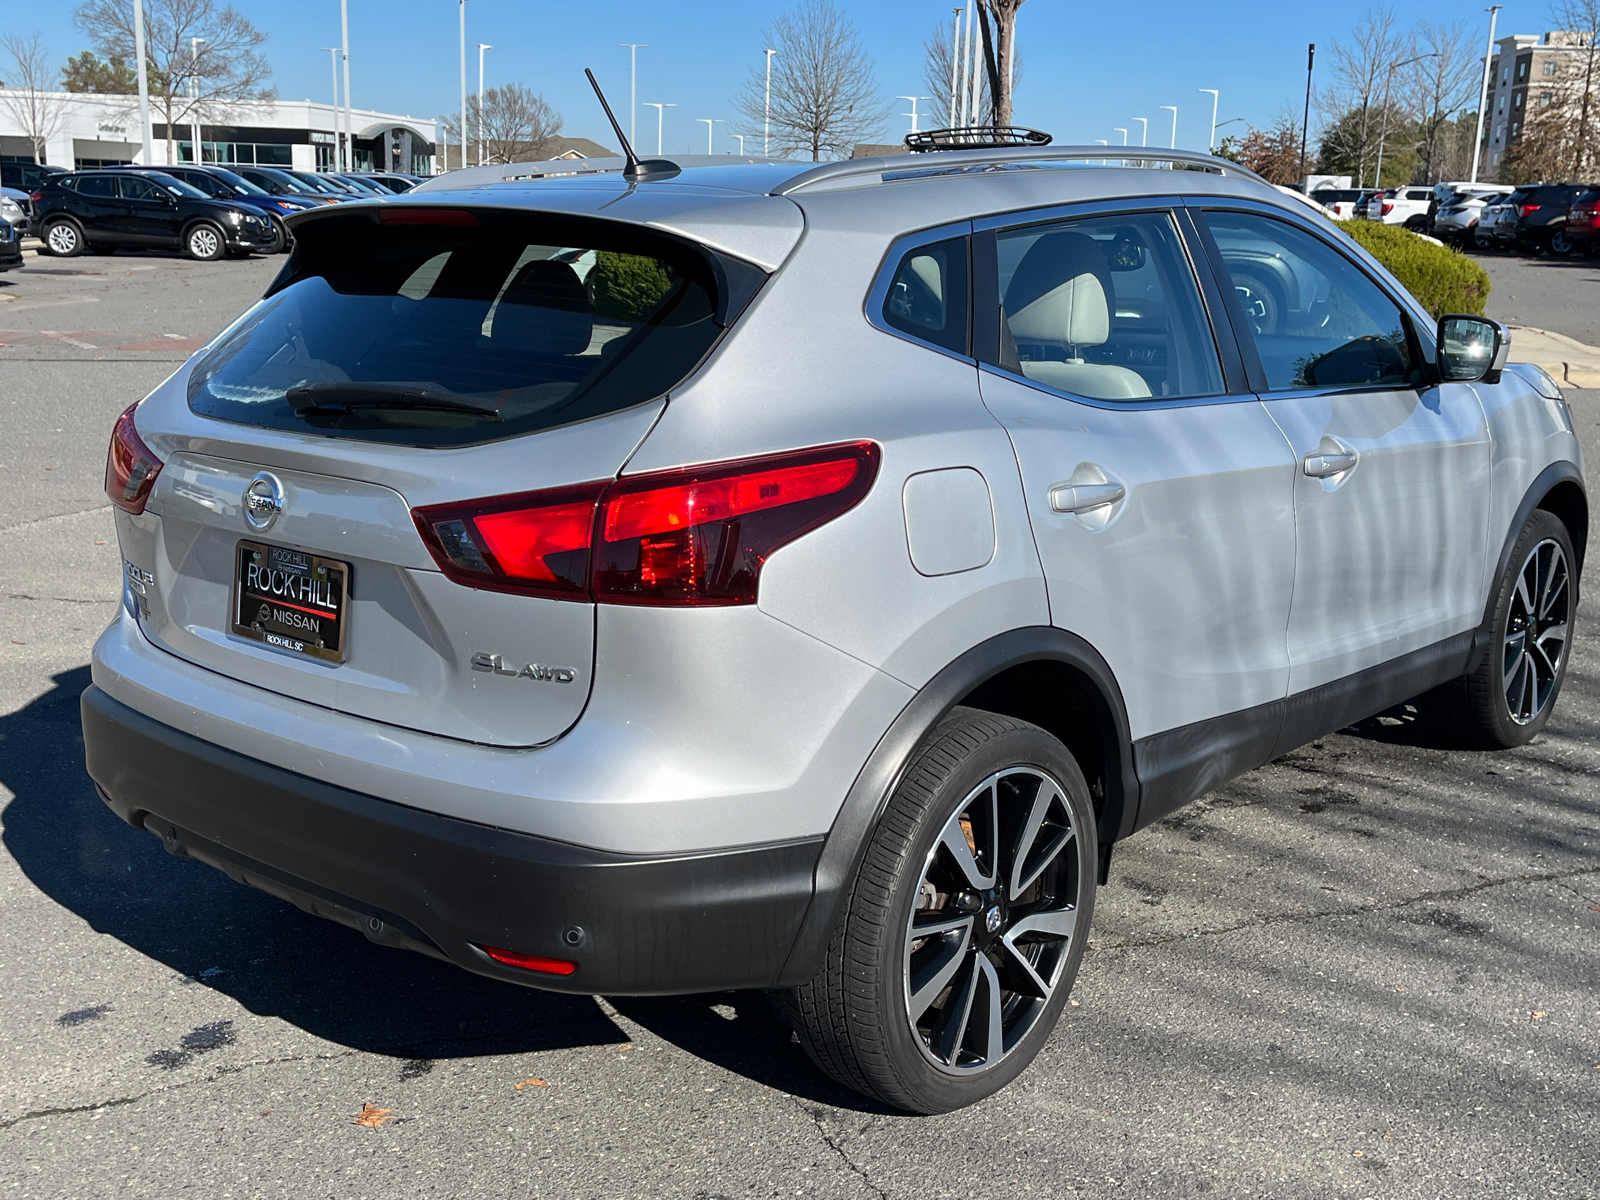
[969, 194, 1252, 412]
[1184, 197, 1441, 401]
[862, 219, 976, 364]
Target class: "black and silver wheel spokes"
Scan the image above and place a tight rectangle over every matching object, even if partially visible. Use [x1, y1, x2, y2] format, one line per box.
[1503, 538, 1570, 725]
[904, 767, 1084, 1075]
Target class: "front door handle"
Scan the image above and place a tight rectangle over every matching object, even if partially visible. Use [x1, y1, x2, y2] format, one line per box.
[1302, 437, 1359, 478]
[1049, 481, 1126, 513]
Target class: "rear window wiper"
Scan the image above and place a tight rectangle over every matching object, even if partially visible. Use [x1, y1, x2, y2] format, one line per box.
[284, 382, 500, 419]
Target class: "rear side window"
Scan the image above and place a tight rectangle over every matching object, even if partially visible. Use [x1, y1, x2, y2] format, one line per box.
[881, 236, 969, 355]
[75, 175, 117, 198]
[186, 209, 764, 447]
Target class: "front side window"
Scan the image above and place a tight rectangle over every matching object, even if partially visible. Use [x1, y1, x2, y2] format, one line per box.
[994, 210, 1224, 402]
[1202, 211, 1419, 393]
[881, 235, 969, 355]
[187, 209, 761, 447]
[119, 177, 160, 201]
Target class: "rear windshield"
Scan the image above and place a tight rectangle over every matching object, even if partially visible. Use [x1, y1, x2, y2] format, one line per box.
[186, 208, 763, 447]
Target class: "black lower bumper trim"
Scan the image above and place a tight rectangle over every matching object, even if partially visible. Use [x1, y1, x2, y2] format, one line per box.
[81, 686, 821, 995]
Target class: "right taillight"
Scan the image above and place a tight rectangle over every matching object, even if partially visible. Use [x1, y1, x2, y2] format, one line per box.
[1519, 204, 1541, 218]
[105, 402, 164, 515]
[411, 442, 880, 607]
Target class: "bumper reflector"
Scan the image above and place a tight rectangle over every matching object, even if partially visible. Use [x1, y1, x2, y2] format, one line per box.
[481, 944, 578, 976]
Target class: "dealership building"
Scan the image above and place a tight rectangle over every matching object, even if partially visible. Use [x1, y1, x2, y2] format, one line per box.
[0, 89, 437, 175]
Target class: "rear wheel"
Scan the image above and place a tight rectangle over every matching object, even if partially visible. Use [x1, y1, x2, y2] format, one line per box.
[1548, 229, 1575, 256]
[780, 708, 1097, 1114]
[43, 219, 85, 257]
[1444, 509, 1575, 748]
[185, 222, 225, 261]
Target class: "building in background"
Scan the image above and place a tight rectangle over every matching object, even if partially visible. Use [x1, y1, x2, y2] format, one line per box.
[0, 90, 435, 174]
[1481, 31, 1597, 180]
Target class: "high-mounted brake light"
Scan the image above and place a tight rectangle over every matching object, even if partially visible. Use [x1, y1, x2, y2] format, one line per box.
[411, 442, 881, 607]
[480, 945, 578, 976]
[379, 207, 479, 225]
[105, 403, 164, 515]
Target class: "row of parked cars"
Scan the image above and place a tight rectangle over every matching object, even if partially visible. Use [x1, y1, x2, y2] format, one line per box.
[1308, 178, 1600, 257]
[0, 161, 423, 264]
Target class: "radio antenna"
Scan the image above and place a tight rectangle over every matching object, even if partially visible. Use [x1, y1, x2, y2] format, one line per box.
[584, 68, 679, 182]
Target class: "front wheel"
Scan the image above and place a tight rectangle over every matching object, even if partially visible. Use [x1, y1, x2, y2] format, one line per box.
[185, 222, 225, 261]
[43, 219, 85, 257]
[780, 708, 1098, 1113]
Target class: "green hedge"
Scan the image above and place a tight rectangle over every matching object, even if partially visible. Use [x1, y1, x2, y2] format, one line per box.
[1340, 220, 1491, 317]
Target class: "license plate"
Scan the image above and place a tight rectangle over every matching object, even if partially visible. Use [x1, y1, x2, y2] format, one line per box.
[231, 540, 350, 664]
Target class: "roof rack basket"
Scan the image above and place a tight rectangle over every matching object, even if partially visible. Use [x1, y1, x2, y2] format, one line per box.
[905, 126, 1052, 153]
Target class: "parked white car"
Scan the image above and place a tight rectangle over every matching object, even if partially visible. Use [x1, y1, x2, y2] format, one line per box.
[1366, 185, 1437, 231]
[1435, 189, 1510, 244]
[1310, 187, 1364, 220]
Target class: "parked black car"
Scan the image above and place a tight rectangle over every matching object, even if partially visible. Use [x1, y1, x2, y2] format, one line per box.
[32, 170, 269, 260]
[0, 160, 67, 193]
[351, 172, 423, 192]
[126, 164, 318, 253]
[0, 215, 22, 271]
[231, 165, 347, 205]
[1506, 183, 1592, 253]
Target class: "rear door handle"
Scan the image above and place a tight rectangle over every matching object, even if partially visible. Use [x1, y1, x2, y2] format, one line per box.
[1049, 482, 1126, 513]
[1302, 437, 1359, 478]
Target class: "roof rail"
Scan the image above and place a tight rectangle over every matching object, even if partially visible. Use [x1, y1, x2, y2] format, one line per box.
[771, 145, 1272, 197]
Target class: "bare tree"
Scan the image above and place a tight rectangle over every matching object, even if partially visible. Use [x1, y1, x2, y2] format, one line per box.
[922, 4, 1027, 133]
[72, 0, 274, 166]
[0, 33, 69, 164]
[733, 0, 887, 161]
[439, 84, 562, 164]
[1547, 0, 1599, 176]
[1317, 8, 1407, 186]
[981, 0, 1025, 128]
[1404, 22, 1481, 182]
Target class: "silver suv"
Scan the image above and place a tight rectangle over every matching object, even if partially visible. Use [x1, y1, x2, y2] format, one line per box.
[82, 146, 1586, 1114]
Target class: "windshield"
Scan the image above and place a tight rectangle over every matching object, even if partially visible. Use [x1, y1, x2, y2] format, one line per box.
[337, 176, 385, 194]
[291, 171, 348, 194]
[149, 174, 209, 199]
[186, 209, 764, 448]
[210, 167, 268, 195]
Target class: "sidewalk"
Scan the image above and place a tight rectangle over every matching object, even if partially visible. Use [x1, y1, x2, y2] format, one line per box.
[1508, 324, 1600, 389]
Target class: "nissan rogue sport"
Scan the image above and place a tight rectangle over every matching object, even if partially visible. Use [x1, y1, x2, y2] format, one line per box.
[81, 144, 1586, 1114]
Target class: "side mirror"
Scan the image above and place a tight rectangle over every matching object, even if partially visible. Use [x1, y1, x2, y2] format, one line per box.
[1436, 314, 1510, 384]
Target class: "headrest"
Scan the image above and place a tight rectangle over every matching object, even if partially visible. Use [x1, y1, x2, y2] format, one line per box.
[1004, 232, 1114, 350]
[492, 259, 593, 355]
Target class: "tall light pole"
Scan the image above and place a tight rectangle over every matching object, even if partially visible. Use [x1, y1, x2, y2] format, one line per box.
[1161, 105, 1178, 149]
[1299, 44, 1315, 186]
[620, 44, 646, 149]
[697, 118, 722, 155]
[188, 37, 205, 164]
[477, 43, 491, 166]
[1114, 127, 1127, 147]
[898, 96, 931, 134]
[1198, 89, 1218, 150]
[457, 0, 467, 173]
[948, 8, 961, 127]
[730, 133, 746, 154]
[340, 0, 352, 171]
[1133, 117, 1147, 146]
[764, 48, 777, 155]
[133, 0, 153, 164]
[1470, 6, 1502, 183]
[320, 47, 340, 169]
[644, 102, 675, 155]
[1374, 53, 1435, 187]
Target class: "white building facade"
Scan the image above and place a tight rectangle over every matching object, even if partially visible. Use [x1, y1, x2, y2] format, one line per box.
[0, 90, 436, 175]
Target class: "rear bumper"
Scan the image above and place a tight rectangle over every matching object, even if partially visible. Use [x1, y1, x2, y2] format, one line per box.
[81, 684, 821, 995]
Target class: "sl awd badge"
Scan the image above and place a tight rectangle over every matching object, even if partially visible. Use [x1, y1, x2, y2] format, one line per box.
[471, 653, 577, 684]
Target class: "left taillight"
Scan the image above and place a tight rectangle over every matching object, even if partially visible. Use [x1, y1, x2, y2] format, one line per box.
[411, 441, 881, 606]
[105, 402, 164, 515]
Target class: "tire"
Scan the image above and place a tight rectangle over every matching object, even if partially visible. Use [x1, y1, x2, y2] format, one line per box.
[1473, 228, 1494, 251]
[779, 708, 1098, 1114]
[1443, 509, 1576, 748]
[42, 219, 85, 258]
[1230, 272, 1282, 337]
[266, 218, 289, 254]
[185, 222, 225, 261]
[1548, 229, 1574, 256]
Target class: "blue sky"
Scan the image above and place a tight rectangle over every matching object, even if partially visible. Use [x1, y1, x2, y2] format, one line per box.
[25, 0, 1552, 155]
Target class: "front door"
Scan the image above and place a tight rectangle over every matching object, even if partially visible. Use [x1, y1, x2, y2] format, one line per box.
[975, 205, 1299, 820]
[1195, 207, 1492, 732]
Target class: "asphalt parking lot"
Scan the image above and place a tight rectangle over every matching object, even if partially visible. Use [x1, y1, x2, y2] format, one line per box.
[0, 244, 1597, 1199]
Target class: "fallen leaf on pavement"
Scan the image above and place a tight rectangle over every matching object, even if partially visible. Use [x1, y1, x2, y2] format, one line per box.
[351, 1103, 395, 1127]
[1532, 1011, 1546, 1021]
[1590, 906, 1600, 912]
[514, 1078, 548, 1090]
[1353, 1150, 1363, 1158]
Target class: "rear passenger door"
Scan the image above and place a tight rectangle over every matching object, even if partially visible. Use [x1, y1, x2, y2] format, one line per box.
[68, 174, 125, 242]
[117, 175, 180, 246]
[973, 200, 1299, 820]
[1192, 205, 1491, 726]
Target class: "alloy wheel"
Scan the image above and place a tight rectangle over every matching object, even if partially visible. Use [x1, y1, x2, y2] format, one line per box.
[1550, 230, 1573, 255]
[189, 226, 220, 259]
[904, 766, 1085, 1076]
[46, 223, 78, 255]
[1503, 538, 1570, 725]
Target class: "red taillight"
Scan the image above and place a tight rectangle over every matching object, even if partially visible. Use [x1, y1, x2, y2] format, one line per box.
[593, 442, 879, 606]
[1519, 204, 1541, 218]
[1381, 201, 1395, 215]
[379, 207, 479, 225]
[29, 190, 43, 205]
[412, 481, 605, 600]
[481, 945, 578, 976]
[104, 403, 164, 515]
[411, 442, 880, 606]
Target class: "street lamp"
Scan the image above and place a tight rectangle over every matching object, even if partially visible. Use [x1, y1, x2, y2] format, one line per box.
[1113, 127, 1127, 146]
[477, 43, 491, 166]
[340, 0, 352, 171]
[320, 48, 340, 169]
[1470, 6, 1503, 183]
[1198, 89, 1219, 150]
[764, 49, 776, 156]
[134, 0, 152, 164]
[898, 96, 931, 134]
[1374, 52, 1437, 187]
[643, 102, 675, 156]
[457, 0, 467, 173]
[1133, 117, 1147, 146]
[188, 37, 205, 165]
[697, 118, 722, 155]
[1160, 105, 1178, 149]
[620, 44, 646, 150]
[730, 133, 746, 154]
